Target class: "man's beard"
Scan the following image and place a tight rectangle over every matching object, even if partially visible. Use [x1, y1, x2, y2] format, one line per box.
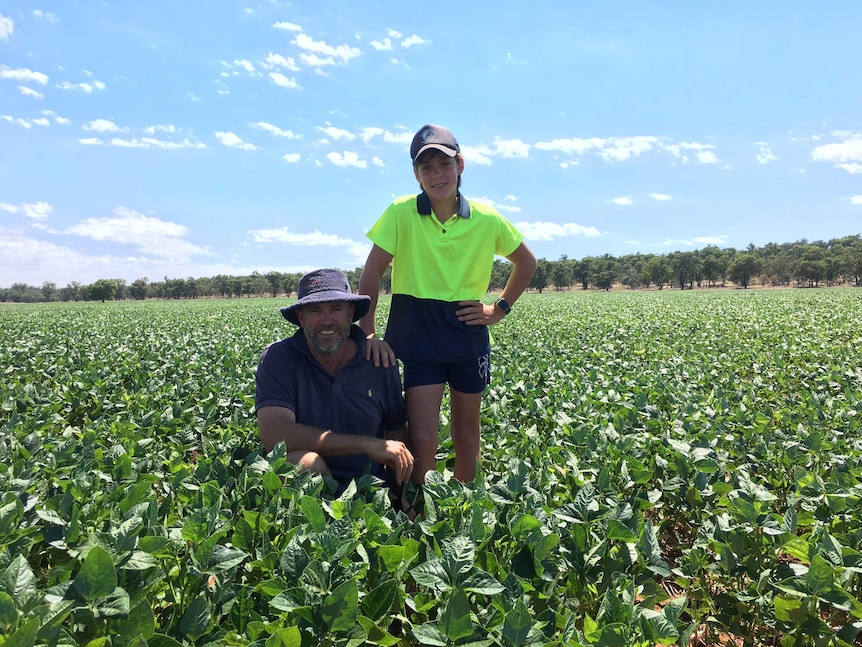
[305, 324, 349, 357]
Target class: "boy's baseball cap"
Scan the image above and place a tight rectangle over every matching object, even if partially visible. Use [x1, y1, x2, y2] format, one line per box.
[410, 124, 460, 163]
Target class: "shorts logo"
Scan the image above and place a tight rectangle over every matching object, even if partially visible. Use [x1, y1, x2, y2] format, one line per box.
[478, 354, 490, 383]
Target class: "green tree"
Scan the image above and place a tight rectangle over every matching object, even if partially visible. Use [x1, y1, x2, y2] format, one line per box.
[727, 253, 762, 288]
[89, 278, 117, 302]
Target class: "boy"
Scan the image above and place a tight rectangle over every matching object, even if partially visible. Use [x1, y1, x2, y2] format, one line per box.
[358, 124, 536, 483]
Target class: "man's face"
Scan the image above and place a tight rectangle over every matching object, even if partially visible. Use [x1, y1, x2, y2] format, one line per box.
[296, 301, 354, 357]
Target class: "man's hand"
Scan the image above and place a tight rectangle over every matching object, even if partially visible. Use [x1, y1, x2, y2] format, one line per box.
[369, 439, 414, 486]
[364, 335, 396, 367]
[456, 300, 504, 326]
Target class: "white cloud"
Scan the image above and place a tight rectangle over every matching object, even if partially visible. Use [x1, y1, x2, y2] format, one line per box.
[66, 206, 209, 261]
[235, 59, 257, 73]
[0, 14, 13, 40]
[253, 122, 299, 138]
[143, 124, 179, 135]
[494, 138, 531, 159]
[849, 195, 862, 205]
[57, 80, 105, 92]
[0, 201, 51, 219]
[473, 196, 522, 213]
[293, 33, 361, 64]
[755, 145, 779, 164]
[461, 145, 493, 166]
[695, 150, 719, 164]
[812, 134, 862, 172]
[19, 86, 44, 99]
[649, 193, 672, 201]
[250, 226, 369, 260]
[370, 38, 393, 51]
[360, 127, 384, 142]
[662, 141, 719, 165]
[371, 156, 384, 167]
[534, 135, 660, 162]
[1, 115, 50, 128]
[299, 53, 336, 68]
[514, 221, 601, 241]
[692, 236, 728, 245]
[268, 72, 299, 88]
[79, 136, 206, 149]
[22, 202, 52, 219]
[84, 119, 126, 133]
[1, 65, 49, 84]
[401, 35, 429, 47]
[325, 151, 366, 168]
[215, 131, 256, 150]
[263, 53, 300, 71]
[282, 153, 301, 163]
[273, 21, 302, 32]
[317, 125, 355, 141]
[607, 196, 633, 206]
[32, 10, 59, 22]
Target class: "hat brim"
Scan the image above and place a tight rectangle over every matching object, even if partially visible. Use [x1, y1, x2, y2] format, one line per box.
[412, 143, 458, 163]
[280, 292, 371, 326]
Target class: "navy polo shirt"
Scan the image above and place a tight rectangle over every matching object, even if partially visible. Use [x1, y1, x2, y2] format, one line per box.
[254, 324, 406, 486]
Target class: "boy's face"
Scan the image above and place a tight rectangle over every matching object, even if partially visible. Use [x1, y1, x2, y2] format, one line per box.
[413, 151, 464, 202]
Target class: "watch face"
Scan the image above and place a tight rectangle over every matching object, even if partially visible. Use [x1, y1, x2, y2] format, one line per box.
[497, 298, 511, 313]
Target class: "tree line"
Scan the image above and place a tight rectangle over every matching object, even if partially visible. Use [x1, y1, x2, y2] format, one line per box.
[3, 234, 861, 303]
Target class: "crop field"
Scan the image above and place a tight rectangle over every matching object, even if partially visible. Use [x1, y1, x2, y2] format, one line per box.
[2, 288, 862, 646]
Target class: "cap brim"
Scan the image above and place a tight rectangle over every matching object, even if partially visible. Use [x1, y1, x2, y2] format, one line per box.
[412, 143, 458, 162]
[280, 294, 371, 326]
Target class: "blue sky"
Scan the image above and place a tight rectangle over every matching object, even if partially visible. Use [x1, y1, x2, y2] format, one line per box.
[2, 1, 861, 287]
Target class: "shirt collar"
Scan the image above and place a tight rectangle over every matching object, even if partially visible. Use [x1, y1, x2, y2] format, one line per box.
[416, 191, 471, 219]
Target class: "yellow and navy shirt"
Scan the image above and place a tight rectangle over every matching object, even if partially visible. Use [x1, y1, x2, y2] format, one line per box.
[367, 191, 523, 363]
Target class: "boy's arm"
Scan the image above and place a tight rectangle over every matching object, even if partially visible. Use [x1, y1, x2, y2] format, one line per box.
[457, 242, 538, 326]
[499, 242, 537, 306]
[358, 244, 396, 366]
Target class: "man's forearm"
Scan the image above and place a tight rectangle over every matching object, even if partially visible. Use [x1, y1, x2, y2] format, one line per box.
[260, 415, 379, 457]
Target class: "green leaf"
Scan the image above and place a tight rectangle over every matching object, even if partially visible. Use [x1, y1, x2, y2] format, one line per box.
[178, 595, 212, 641]
[231, 517, 254, 550]
[639, 608, 679, 644]
[361, 580, 397, 623]
[410, 559, 450, 591]
[606, 518, 638, 543]
[0, 555, 37, 606]
[110, 600, 155, 644]
[300, 495, 326, 533]
[439, 586, 472, 641]
[0, 591, 17, 627]
[93, 586, 131, 618]
[265, 626, 302, 647]
[461, 569, 505, 595]
[502, 599, 531, 647]
[74, 546, 117, 601]
[807, 554, 834, 595]
[208, 544, 248, 572]
[774, 596, 807, 624]
[411, 622, 448, 646]
[356, 615, 401, 646]
[320, 578, 358, 633]
[280, 539, 309, 580]
[3, 617, 40, 647]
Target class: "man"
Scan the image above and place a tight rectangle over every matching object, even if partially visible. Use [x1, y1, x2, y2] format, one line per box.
[255, 268, 414, 494]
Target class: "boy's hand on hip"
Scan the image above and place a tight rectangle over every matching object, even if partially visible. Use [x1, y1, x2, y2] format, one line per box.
[456, 300, 504, 326]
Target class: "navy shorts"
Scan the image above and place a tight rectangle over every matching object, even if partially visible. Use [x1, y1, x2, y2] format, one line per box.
[402, 354, 491, 393]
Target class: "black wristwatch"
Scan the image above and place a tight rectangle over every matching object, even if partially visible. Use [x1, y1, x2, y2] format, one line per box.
[495, 297, 511, 316]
